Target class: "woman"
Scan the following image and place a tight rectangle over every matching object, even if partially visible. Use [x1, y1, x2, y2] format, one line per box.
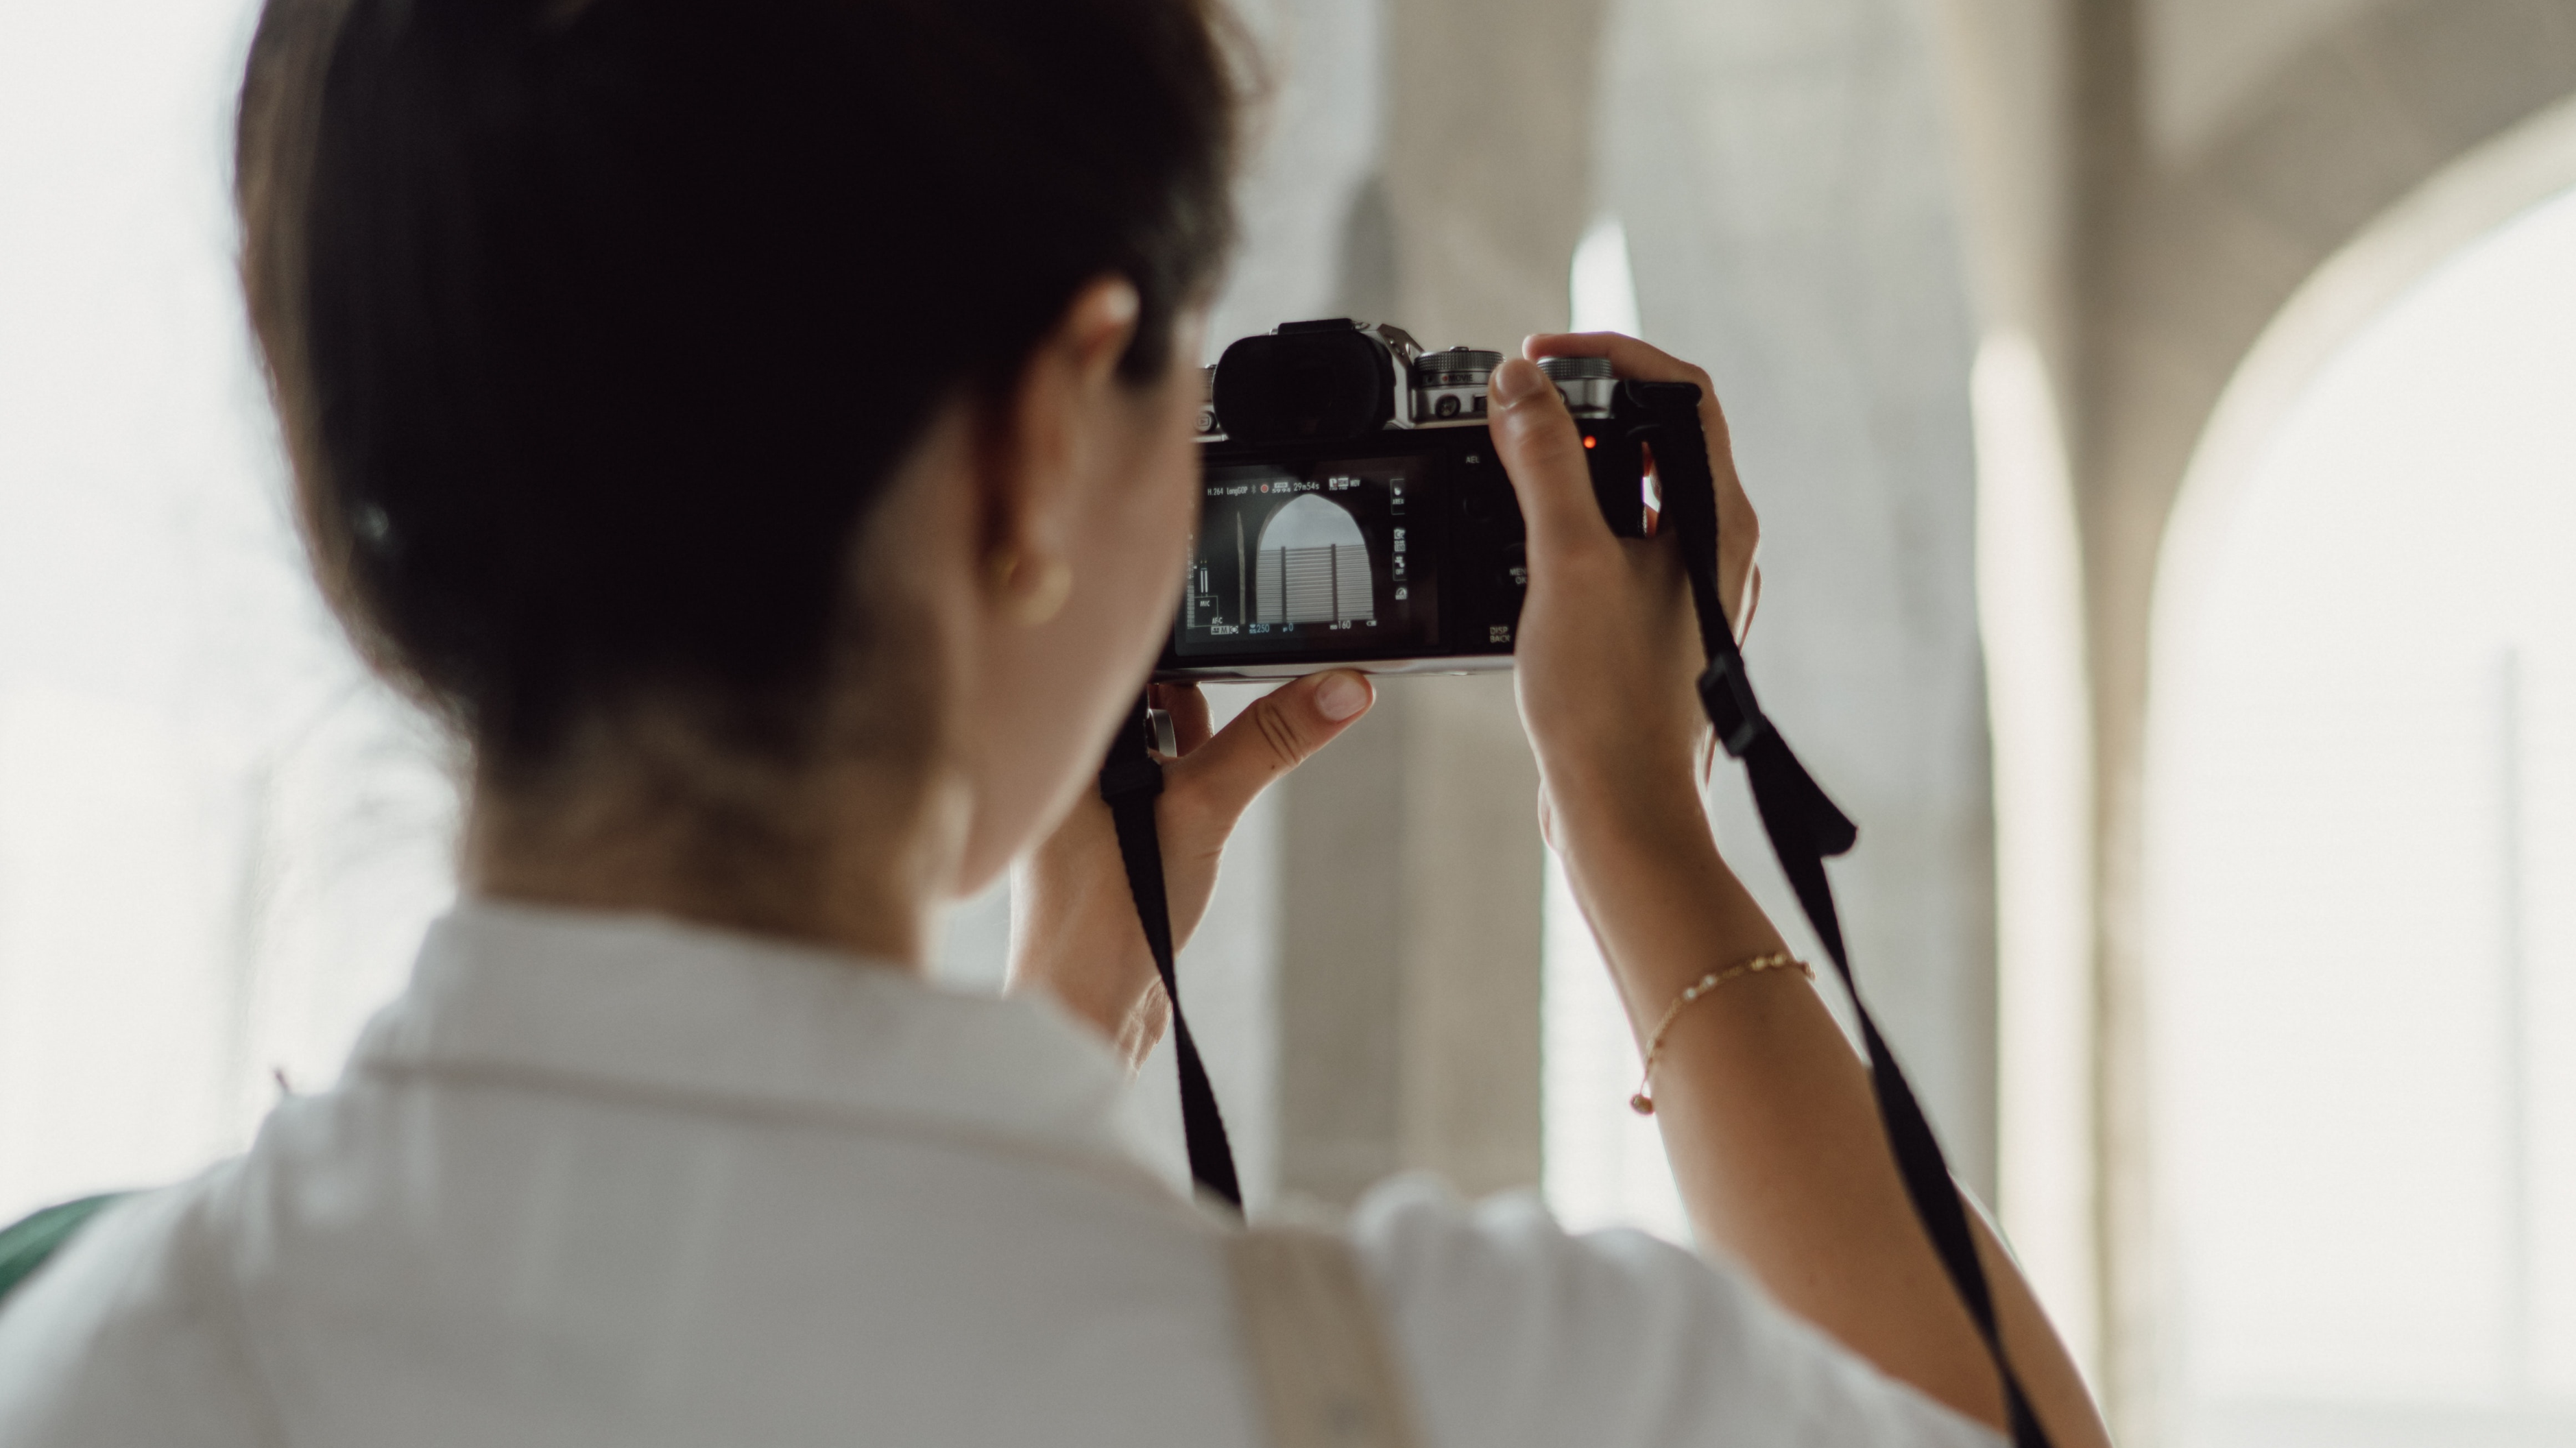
[0, 0, 2108, 1443]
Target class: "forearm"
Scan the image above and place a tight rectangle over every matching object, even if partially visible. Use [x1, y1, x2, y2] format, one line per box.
[1556, 793, 2108, 1446]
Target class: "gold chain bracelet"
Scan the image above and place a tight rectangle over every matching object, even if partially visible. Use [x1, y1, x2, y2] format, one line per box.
[1630, 951, 1811, 1115]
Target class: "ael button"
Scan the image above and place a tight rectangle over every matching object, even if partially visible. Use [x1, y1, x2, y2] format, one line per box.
[1462, 478, 1512, 525]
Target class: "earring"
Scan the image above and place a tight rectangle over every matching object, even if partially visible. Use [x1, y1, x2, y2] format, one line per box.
[989, 547, 1073, 626]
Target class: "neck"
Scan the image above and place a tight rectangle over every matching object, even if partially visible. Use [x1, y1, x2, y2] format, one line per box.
[461, 716, 961, 968]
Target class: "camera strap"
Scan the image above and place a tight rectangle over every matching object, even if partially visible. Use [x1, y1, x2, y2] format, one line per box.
[1098, 702, 1244, 1209]
[1635, 383, 2051, 1448]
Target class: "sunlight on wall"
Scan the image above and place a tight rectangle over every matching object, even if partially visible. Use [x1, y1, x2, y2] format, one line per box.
[2149, 184, 2576, 1447]
[1973, 330, 2100, 1384]
[1569, 216, 1641, 340]
[0, 3, 459, 1221]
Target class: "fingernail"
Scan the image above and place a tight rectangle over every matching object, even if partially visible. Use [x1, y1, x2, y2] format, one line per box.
[1489, 358, 1544, 407]
[1314, 671, 1371, 722]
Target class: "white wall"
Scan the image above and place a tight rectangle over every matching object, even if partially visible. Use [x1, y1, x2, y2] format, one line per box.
[0, 0, 459, 1220]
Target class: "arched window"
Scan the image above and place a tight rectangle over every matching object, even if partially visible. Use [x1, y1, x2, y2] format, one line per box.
[2149, 184, 2576, 1442]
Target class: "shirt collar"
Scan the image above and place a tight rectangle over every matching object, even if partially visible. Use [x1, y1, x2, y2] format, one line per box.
[346, 899, 1179, 1186]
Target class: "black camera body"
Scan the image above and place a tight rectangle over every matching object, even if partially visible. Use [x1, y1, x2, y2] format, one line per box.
[1159, 318, 1700, 679]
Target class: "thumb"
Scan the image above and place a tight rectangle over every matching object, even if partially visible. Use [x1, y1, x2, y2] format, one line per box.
[1488, 357, 1612, 566]
[1166, 669, 1374, 827]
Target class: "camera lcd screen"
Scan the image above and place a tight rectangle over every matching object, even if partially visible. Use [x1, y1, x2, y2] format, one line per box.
[1173, 456, 1439, 659]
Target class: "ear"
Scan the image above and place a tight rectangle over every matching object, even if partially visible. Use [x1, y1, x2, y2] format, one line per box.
[978, 276, 1143, 603]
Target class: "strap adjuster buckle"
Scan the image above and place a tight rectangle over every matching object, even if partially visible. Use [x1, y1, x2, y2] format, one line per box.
[1697, 654, 1768, 759]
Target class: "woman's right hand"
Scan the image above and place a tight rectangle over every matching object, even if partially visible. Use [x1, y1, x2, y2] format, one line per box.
[1522, 333, 1764, 642]
[1484, 335, 1757, 859]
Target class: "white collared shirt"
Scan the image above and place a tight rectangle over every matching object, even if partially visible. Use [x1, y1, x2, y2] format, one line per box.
[0, 902, 1997, 1447]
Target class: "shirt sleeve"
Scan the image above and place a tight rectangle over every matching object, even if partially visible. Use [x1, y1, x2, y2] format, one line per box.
[0, 1177, 274, 1448]
[1347, 1173, 2007, 1448]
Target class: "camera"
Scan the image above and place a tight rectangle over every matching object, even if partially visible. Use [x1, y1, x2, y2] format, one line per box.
[1159, 318, 1705, 679]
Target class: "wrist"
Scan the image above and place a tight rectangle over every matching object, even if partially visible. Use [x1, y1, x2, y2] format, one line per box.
[1010, 949, 1168, 1069]
[1545, 787, 1792, 1025]
[1543, 756, 1714, 861]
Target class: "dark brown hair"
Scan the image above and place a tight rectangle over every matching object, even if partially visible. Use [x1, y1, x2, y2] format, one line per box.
[237, 0, 1236, 771]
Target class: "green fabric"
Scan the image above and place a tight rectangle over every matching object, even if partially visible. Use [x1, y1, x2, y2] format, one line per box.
[0, 1194, 130, 1309]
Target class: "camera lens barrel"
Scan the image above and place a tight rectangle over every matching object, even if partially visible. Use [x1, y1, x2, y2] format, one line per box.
[1537, 355, 1615, 418]
[1411, 347, 1504, 423]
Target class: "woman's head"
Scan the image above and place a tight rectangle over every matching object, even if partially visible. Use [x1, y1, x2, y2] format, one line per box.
[236, 0, 1237, 939]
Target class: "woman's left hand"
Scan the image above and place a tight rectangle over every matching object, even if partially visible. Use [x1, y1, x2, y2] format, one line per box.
[1007, 671, 1373, 1065]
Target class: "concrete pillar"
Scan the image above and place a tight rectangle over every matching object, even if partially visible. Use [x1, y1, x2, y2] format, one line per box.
[1272, 0, 1604, 1207]
[1598, 0, 1999, 1198]
[1273, 697, 1407, 1202]
[1378, 1, 1603, 350]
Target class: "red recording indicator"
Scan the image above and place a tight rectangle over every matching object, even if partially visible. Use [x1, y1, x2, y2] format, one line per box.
[1582, 435, 1597, 448]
